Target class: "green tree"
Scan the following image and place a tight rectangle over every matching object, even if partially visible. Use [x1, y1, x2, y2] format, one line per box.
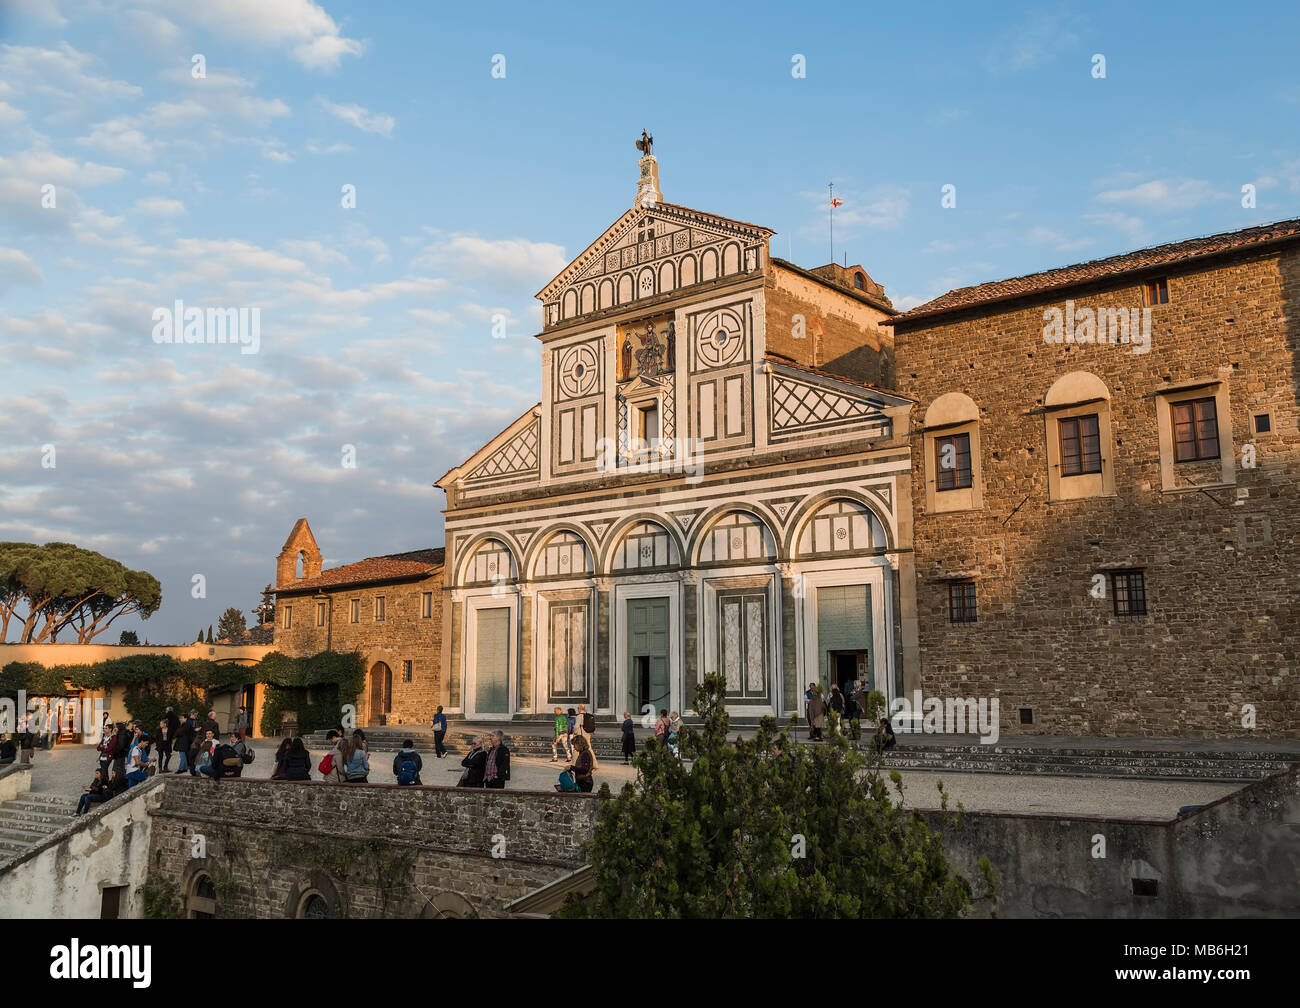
[205, 625, 213, 644]
[560, 674, 984, 919]
[119, 630, 139, 646]
[252, 585, 275, 626]
[217, 607, 246, 642]
[0, 542, 161, 643]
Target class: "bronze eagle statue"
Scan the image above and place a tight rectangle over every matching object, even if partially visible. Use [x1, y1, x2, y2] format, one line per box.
[636, 130, 653, 156]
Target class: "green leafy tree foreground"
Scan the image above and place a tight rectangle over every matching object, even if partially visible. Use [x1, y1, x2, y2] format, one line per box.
[561, 674, 988, 919]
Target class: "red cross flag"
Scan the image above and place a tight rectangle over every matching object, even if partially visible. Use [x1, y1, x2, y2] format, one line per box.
[830, 198, 843, 208]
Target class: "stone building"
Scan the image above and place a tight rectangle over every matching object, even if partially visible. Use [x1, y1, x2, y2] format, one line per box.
[889, 218, 1300, 737]
[436, 150, 918, 722]
[273, 519, 444, 727]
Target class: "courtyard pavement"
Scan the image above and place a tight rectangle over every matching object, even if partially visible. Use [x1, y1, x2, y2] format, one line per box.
[22, 740, 1240, 821]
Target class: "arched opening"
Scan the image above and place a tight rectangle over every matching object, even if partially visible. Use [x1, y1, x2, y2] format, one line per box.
[296, 551, 305, 579]
[368, 661, 392, 726]
[854, 272, 865, 290]
[186, 873, 216, 919]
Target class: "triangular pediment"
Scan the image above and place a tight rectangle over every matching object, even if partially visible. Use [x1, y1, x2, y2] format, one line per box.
[537, 202, 775, 305]
[437, 405, 542, 489]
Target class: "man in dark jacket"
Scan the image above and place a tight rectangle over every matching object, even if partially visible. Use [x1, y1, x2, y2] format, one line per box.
[164, 706, 179, 741]
[173, 715, 196, 775]
[482, 730, 511, 790]
[112, 723, 131, 777]
[202, 710, 220, 737]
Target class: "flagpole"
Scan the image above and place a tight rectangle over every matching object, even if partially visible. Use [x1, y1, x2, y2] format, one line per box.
[828, 182, 834, 263]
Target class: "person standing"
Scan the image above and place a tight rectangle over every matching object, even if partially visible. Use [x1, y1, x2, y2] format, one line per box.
[457, 736, 488, 788]
[18, 716, 36, 764]
[483, 730, 510, 790]
[431, 706, 448, 759]
[654, 708, 670, 746]
[173, 713, 196, 775]
[203, 710, 220, 738]
[235, 706, 249, 742]
[620, 712, 636, 765]
[807, 687, 827, 742]
[829, 684, 845, 722]
[112, 722, 131, 777]
[164, 706, 179, 743]
[551, 706, 573, 762]
[156, 719, 174, 772]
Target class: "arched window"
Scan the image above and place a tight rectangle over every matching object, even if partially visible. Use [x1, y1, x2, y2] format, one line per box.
[186, 873, 216, 919]
[462, 538, 517, 587]
[610, 520, 679, 571]
[697, 511, 778, 565]
[1044, 372, 1114, 501]
[531, 530, 593, 580]
[854, 272, 865, 290]
[923, 392, 982, 514]
[795, 499, 886, 557]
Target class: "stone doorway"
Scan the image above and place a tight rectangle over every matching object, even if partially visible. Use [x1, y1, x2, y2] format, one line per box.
[367, 661, 392, 726]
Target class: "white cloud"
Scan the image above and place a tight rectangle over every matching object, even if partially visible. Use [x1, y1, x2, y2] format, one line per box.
[1026, 226, 1094, 253]
[306, 140, 353, 155]
[143, 0, 364, 71]
[0, 249, 45, 293]
[0, 43, 141, 108]
[1083, 210, 1148, 243]
[0, 102, 25, 129]
[5, 0, 68, 29]
[1095, 178, 1216, 211]
[318, 97, 394, 137]
[986, 7, 1082, 73]
[133, 196, 186, 216]
[411, 234, 568, 281]
[281, 240, 349, 268]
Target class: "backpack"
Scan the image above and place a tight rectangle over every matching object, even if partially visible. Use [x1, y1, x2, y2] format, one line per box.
[240, 747, 255, 765]
[557, 770, 579, 792]
[345, 749, 368, 780]
[318, 753, 334, 777]
[582, 712, 596, 733]
[397, 754, 418, 785]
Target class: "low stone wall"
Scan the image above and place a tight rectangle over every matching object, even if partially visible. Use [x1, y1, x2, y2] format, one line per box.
[148, 777, 598, 918]
[0, 776, 164, 918]
[0, 763, 31, 803]
[928, 764, 1300, 918]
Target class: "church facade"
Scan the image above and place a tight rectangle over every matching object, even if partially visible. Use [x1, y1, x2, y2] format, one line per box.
[437, 152, 919, 722]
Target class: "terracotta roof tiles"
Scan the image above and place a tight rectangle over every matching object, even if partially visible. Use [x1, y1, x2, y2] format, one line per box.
[277, 547, 444, 594]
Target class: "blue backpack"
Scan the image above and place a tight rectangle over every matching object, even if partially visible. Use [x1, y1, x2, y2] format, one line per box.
[397, 755, 418, 785]
[345, 749, 368, 780]
[557, 770, 579, 792]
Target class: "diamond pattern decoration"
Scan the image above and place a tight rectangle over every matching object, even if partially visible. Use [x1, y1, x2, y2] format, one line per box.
[769, 375, 886, 434]
[468, 418, 540, 480]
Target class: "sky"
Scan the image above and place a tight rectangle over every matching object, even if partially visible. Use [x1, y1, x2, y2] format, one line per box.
[0, 0, 1297, 645]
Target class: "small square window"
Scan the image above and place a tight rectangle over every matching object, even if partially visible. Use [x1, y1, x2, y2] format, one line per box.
[374, 596, 386, 622]
[1253, 413, 1271, 434]
[1019, 707, 1033, 725]
[402, 660, 413, 683]
[1142, 278, 1169, 306]
[1110, 570, 1147, 616]
[947, 581, 977, 623]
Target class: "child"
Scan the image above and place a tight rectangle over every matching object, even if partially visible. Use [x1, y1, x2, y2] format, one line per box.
[551, 706, 573, 762]
[621, 711, 635, 764]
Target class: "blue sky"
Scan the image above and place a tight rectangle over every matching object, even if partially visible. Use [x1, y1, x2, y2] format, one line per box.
[1, 0, 1297, 644]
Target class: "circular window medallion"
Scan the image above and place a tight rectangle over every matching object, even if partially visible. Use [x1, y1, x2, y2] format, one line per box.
[575, 363, 585, 378]
[713, 329, 729, 348]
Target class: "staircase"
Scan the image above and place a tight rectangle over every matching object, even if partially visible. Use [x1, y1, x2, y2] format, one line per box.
[299, 727, 1298, 782]
[0, 793, 79, 862]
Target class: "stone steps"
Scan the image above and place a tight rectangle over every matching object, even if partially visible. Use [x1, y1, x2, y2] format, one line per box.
[299, 729, 1297, 783]
[0, 793, 77, 861]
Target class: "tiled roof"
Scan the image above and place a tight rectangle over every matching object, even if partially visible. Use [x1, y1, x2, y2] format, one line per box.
[889, 217, 1300, 325]
[244, 624, 274, 645]
[277, 547, 445, 594]
[770, 257, 896, 314]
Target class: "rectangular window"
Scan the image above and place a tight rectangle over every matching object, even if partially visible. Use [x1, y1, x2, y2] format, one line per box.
[316, 601, 327, 627]
[636, 403, 660, 448]
[718, 592, 768, 701]
[1142, 277, 1169, 306]
[349, 598, 360, 624]
[947, 581, 977, 623]
[1111, 570, 1147, 616]
[934, 433, 973, 491]
[1171, 397, 1220, 462]
[1059, 413, 1102, 476]
[402, 659, 413, 683]
[374, 596, 386, 622]
[1253, 413, 1271, 435]
[421, 592, 434, 619]
[100, 885, 126, 920]
[549, 603, 588, 697]
[283, 606, 292, 630]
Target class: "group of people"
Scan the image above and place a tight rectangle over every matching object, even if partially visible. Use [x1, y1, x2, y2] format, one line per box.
[804, 681, 896, 749]
[0, 705, 67, 767]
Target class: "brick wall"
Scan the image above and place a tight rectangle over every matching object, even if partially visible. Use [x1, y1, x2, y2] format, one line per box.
[275, 577, 443, 726]
[896, 247, 1300, 737]
[765, 267, 895, 387]
[149, 776, 596, 918]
